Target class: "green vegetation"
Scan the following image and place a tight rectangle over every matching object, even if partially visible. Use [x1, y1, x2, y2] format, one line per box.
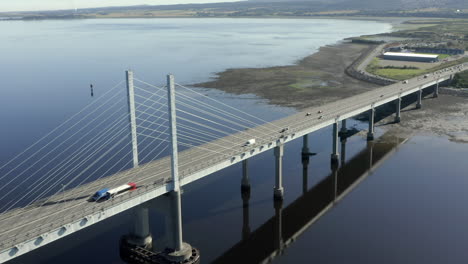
[373, 68, 426, 81]
[367, 57, 468, 81]
[367, 58, 424, 80]
[453, 70, 468, 88]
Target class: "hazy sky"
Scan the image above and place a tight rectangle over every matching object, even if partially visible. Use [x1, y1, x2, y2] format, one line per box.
[0, 0, 243, 12]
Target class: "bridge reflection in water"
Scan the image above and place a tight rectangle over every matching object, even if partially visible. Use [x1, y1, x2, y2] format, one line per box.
[212, 133, 406, 264]
[119, 131, 406, 264]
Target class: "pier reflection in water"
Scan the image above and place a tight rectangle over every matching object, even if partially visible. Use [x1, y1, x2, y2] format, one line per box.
[211, 133, 406, 264]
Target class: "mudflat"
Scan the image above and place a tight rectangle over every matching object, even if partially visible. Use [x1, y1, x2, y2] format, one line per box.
[194, 42, 378, 109]
[194, 41, 468, 141]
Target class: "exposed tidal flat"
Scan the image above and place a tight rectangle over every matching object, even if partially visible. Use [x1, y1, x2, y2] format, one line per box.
[3, 18, 468, 264]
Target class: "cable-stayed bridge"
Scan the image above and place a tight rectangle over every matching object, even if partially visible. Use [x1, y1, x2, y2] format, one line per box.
[0, 64, 466, 263]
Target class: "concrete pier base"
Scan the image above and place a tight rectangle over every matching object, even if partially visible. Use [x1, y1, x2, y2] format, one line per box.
[149, 193, 194, 263]
[163, 242, 193, 262]
[367, 108, 375, 141]
[274, 145, 284, 201]
[125, 205, 153, 248]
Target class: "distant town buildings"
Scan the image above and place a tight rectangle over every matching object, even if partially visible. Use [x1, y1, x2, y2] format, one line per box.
[386, 44, 465, 56]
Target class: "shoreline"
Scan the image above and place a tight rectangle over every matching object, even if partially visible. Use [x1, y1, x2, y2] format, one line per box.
[193, 41, 380, 109]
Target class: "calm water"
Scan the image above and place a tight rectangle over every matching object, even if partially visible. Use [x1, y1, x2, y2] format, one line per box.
[2, 18, 467, 264]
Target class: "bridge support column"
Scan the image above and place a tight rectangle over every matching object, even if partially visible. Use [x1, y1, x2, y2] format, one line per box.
[416, 89, 422, 109]
[331, 122, 340, 167]
[274, 144, 284, 200]
[434, 81, 439, 98]
[339, 119, 347, 137]
[367, 108, 375, 141]
[395, 98, 401, 123]
[126, 204, 153, 248]
[241, 159, 250, 193]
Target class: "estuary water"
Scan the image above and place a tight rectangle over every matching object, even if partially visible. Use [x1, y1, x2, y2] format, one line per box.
[2, 18, 467, 264]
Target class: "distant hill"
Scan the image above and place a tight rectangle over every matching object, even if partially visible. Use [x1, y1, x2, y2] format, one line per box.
[248, 0, 468, 10]
[3, 0, 468, 20]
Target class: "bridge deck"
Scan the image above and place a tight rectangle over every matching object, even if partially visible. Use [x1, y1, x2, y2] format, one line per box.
[0, 64, 466, 261]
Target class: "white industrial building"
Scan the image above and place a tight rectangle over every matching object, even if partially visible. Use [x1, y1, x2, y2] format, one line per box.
[383, 52, 439, 63]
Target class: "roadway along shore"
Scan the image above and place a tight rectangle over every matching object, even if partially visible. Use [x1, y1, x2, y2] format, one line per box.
[193, 41, 468, 142]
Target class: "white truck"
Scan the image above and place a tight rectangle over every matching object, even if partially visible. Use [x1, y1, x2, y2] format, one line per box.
[243, 139, 256, 146]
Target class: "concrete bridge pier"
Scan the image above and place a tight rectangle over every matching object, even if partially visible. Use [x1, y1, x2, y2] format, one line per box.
[149, 193, 194, 263]
[274, 144, 285, 200]
[331, 122, 340, 167]
[434, 81, 439, 98]
[416, 89, 422, 109]
[241, 159, 250, 193]
[125, 204, 153, 248]
[367, 108, 375, 141]
[395, 98, 402, 123]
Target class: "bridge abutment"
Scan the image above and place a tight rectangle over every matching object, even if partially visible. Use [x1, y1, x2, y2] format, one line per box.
[331, 122, 340, 167]
[274, 144, 284, 200]
[367, 108, 375, 141]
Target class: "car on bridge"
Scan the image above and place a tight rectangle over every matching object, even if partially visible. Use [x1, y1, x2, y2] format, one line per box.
[90, 183, 137, 202]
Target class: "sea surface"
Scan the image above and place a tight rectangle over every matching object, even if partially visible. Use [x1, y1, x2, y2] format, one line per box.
[1, 18, 467, 264]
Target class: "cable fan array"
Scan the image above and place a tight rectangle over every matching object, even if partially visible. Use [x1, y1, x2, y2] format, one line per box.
[0, 73, 282, 238]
